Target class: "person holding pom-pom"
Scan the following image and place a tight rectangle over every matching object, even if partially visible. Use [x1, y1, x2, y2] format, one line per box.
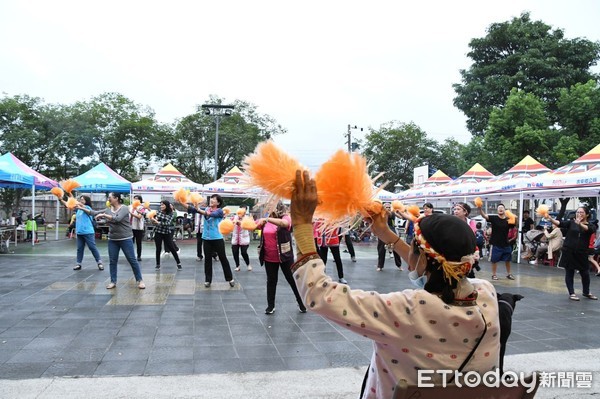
[231, 205, 252, 272]
[477, 203, 515, 281]
[150, 200, 182, 271]
[195, 194, 234, 288]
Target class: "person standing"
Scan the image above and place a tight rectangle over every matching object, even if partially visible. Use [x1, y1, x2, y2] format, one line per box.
[197, 194, 234, 288]
[547, 206, 598, 301]
[315, 223, 347, 284]
[92, 192, 144, 289]
[376, 203, 402, 271]
[129, 194, 146, 261]
[453, 202, 481, 277]
[521, 210, 535, 246]
[478, 203, 514, 281]
[60, 195, 103, 271]
[257, 201, 306, 314]
[151, 200, 182, 271]
[232, 205, 252, 272]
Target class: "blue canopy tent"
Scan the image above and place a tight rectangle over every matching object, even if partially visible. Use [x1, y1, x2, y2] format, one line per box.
[0, 152, 58, 245]
[72, 162, 132, 193]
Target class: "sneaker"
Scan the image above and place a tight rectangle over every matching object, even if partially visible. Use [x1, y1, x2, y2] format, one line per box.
[506, 274, 515, 280]
[351, 257, 356, 262]
[155, 265, 161, 270]
[397, 267, 403, 271]
[298, 305, 307, 313]
[529, 260, 537, 265]
[229, 280, 235, 287]
[161, 252, 168, 258]
[106, 282, 116, 289]
[177, 249, 181, 255]
[97, 263, 104, 271]
[177, 264, 182, 270]
[204, 282, 211, 288]
[196, 257, 202, 262]
[73, 265, 82, 271]
[247, 265, 253, 271]
[491, 275, 499, 280]
[376, 267, 382, 272]
[339, 278, 348, 284]
[137, 257, 142, 262]
[265, 307, 275, 315]
[214, 257, 219, 262]
[138, 281, 146, 289]
[235, 267, 241, 272]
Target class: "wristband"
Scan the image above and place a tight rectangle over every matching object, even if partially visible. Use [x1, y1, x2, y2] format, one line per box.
[389, 236, 401, 246]
[294, 224, 317, 255]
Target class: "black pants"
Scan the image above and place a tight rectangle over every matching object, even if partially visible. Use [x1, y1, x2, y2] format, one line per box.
[132, 229, 144, 258]
[319, 245, 344, 279]
[232, 244, 250, 267]
[196, 231, 203, 258]
[155, 232, 181, 265]
[377, 238, 402, 269]
[265, 260, 304, 309]
[165, 230, 179, 253]
[344, 234, 356, 258]
[565, 267, 591, 296]
[203, 239, 233, 283]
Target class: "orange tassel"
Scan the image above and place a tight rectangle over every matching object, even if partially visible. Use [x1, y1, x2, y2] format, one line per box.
[132, 200, 141, 209]
[61, 179, 81, 195]
[407, 205, 420, 219]
[315, 150, 380, 222]
[363, 199, 384, 218]
[474, 197, 483, 208]
[147, 210, 157, 219]
[237, 208, 247, 217]
[535, 205, 550, 219]
[241, 216, 257, 231]
[223, 207, 231, 216]
[219, 218, 234, 235]
[65, 197, 78, 209]
[51, 187, 64, 198]
[173, 188, 189, 205]
[244, 141, 306, 199]
[189, 192, 203, 206]
[505, 210, 517, 225]
[144, 201, 150, 209]
[391, 200, 404, 212]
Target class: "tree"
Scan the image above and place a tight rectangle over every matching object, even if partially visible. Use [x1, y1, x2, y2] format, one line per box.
[453, 12, 600, 136]
[431, 138, 470, 179]
[483, 88, 555, 173]
[173, 97, 286, 183]
[71, 92, 166, 180]
[362, 121, 437, 190]
[557, 80, 600, 155]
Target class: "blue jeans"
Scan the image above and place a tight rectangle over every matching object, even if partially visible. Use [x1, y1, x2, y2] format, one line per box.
[108, 239, 143, 283]
[76, 233, 102, 265]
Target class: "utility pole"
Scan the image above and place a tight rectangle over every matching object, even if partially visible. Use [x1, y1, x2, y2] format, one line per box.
[345, 124, 363, 152]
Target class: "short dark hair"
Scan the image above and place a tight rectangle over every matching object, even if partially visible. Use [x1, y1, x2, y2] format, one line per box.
[210, 194, 224, 208]
[109, 192, 124, 204]
[423, 202, 434, 209]
[134, 194, 143, 201]
[161, 200, 172, 215]
[79, 195, 92, 206]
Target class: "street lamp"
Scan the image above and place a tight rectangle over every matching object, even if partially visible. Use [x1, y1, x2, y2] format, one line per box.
[201, 104, 235, 180]
[345, 124, 363, 152]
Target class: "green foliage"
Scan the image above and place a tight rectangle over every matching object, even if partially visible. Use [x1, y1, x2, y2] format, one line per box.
[454, 12, 600, 136]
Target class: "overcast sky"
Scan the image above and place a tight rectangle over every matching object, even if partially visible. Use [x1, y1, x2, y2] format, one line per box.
[1, 0, 599, 171]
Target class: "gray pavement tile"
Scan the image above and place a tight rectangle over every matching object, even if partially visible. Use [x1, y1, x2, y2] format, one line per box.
[193, 345, 238, 360]
[116, 325, 158, 337]
[41, 361, 99, 377]
[110, 335, 155, 348]
[232, 333, 273, 346]
[303, 331, 347, 343]
[58, 347, 107, 362]
[283, 354, 331, 370]
[144, 359, 194, 375]
[193, 358, 243, 373]
[93, 360, 147, 376]
[314, 341, 363, 354]
[49, 318, 91, 329]
[240, 356, 286, 372]
[325, 351, 370, 367]
[152, 334, 194, 348]
[37, 327, 81, 339]
[6, 348, 63, 363]
[234, 344, 279, 359]
[0, 362, 52, 379]
[68, 334, 115, 348]
[0, 326, 45, 339]
[22, 337, 73, 350]
[274, 343, 321, 357]
[155, 325, 193, 336]
[148, 346, 194, 362]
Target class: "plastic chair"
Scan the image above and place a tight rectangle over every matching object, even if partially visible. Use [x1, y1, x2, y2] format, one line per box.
[392, 372, 540, 399]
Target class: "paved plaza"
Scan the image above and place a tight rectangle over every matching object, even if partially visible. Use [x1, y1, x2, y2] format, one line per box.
[0, 237, 599, 397]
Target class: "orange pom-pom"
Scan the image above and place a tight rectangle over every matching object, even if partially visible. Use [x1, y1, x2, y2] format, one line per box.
[61, 179, 81, 195]
[173, 188, 189, 205]
[219, 218, 234, 235]
[474, 197, 483, 208]
[65, 197, 78, 209]
[143, 201, 150, 209]
[407, 205, 420, 219]
[391, 200, 405, 212]
[237, 207, 247, 217]
[51, 187, 64, 199]
[315, 150, 380, 222]
[131, 200, 141, 209]
[223, 207, 231, 216]
[535, 205, 550, 219]
[241, 216, 257, 231]
[189, 192, 203, 206]
[147, 210, 157, 219]
[244, 140, 306, 199]
[363, 199, 384, 217]
[505, 210, 517, 225]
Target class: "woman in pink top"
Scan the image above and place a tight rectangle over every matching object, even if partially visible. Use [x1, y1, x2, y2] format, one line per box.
[257, 202, 306, 315]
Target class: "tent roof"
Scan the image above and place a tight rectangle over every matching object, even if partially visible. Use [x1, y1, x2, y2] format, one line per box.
[424, 170, 452, 184]
[0, 152, 57, 190]
[552, 143, 600, 174]
[153, 163, 195, 183]
[72, 162, 131, 193]
[132, 163, 202, 192]
[203, 166, 259, 196]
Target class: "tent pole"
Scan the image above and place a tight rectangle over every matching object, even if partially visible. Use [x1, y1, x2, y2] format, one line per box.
[31, 185, 35, 246]
[55, 197, 60, 241]
[517, 191, 523, 264]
